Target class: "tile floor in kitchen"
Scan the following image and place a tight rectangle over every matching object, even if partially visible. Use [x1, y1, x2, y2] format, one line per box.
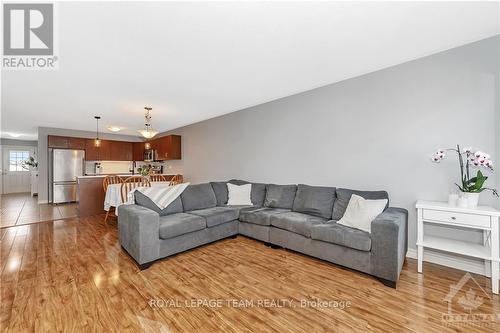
[0, 193, 78, 228]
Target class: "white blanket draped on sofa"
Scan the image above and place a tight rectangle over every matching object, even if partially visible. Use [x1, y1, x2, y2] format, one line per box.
[121, 182, 190, 211]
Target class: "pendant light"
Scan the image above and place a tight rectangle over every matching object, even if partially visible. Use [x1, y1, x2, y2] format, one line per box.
[138, 106, 158, 139]
[94, 116, 101, 147]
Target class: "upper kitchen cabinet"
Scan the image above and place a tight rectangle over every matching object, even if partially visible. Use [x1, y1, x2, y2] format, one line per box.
[84, 139, 132, 161]
[85, 139, 103, 160]
[152, 135, 181, 160]
[48, 135, 85, 149]
[49, 135, 146, 161]
[84, 139, 110, 160]
[109, 140, 133, 161]
[99, 140, 112, 161]
[133, 142, 145, 161]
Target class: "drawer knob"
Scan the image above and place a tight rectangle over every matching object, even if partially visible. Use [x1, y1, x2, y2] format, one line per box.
[450, 216, 456, 220]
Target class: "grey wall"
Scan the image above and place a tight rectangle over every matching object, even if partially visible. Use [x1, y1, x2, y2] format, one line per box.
[163, 36, 500, 251]
[37, 127, 142, 203]
[1, 139, 38, 147]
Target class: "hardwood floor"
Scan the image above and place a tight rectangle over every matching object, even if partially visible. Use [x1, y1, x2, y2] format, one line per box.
[0, 193, 78, 228]
[1, 215, 499, 332]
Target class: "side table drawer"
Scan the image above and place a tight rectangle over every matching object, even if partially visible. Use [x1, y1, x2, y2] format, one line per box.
[423, 209, 491, 228]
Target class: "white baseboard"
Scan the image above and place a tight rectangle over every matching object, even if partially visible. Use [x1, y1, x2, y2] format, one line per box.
[38, 199, 48, 204]
[406, 248, 499, 279]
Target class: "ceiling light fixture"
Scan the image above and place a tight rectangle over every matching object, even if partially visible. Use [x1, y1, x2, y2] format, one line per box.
[138, 106, 158, 139]
[107, 126, 121, 132]
[94, 116, 101, 147]
[8, 133, 22, 138]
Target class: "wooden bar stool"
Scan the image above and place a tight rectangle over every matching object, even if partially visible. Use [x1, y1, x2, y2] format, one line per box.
[103, 175, 123, 223]
[120, 176, 151, 203]
[168, 174, 183, 186]
[149, 174, 167, 182]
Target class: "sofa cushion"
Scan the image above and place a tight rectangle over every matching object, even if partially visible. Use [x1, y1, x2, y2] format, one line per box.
[180, 183, 217, 211]
[239, 208, 290, 226]
[210, 182, 228, 206]
[227, 183, 253, 206]
[264, 184, 297, 209]
[332, 188, 389, 221]
[159, 213, 206, 239]
[311, 222, 372, 252]
[212, 180, 266, 206]
[270, 212, 327, 238]
[337, 194, 388, 233]
[229, 179, 267, 206]
[292, 184, 336, 219]
[189, 206, 241, 228]
[135, 191, 184, 216]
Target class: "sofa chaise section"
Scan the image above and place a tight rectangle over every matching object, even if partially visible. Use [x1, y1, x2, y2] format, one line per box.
[267, 188, 407, 286]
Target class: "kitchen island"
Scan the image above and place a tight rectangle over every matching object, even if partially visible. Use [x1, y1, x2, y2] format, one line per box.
[77, 174, 181, 217]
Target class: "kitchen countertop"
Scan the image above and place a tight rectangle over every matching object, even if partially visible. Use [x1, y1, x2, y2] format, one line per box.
[78, 173, 178, 179]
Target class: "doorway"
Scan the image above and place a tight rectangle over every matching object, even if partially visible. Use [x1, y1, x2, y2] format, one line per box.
[1, 146, 35, 194]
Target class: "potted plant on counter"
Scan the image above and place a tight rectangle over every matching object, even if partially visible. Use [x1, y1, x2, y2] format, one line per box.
[431, 145, 498, 208]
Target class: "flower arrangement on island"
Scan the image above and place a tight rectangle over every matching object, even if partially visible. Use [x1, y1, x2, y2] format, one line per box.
[137, 165, 151, 177]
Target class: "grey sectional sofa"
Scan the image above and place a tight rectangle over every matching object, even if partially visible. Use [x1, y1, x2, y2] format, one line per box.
[118, 180, 408, 287]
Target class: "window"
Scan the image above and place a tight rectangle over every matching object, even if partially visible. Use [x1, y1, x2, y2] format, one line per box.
[9, 150, 30, 171]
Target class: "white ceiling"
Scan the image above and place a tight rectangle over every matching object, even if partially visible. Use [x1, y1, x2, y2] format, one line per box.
[1, 1, 499, 140]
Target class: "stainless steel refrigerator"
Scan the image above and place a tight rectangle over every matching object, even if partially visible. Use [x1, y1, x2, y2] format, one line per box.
[49, 149, 85, 203]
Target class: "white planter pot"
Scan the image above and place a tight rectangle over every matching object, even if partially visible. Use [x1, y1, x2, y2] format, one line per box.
[462, 192, 480, 208]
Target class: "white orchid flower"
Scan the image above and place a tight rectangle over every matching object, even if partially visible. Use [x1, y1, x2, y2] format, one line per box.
[474, 151, 490, 160]
[431, 151, 446, 162]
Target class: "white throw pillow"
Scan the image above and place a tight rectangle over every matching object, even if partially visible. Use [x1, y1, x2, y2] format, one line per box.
[227, 183, 252, 206]
[337, 194, 388, 233]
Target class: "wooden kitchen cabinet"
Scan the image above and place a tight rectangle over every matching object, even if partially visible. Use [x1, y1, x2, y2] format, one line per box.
[133, 142, 145, 161]
[99, 140, 112, 160]
[109, 141, 133, 161]
[77, 177, 106, 216]
[48, 135, 69, 148]
[84, 139, 101, 160]
[151, 135, 181, 160]
[50, 135, 171, 162]
[84, 139, 110, 160]
[67, 137, 85, 149]
[48, 135, 85, 149]
[84, 139, 132, 161]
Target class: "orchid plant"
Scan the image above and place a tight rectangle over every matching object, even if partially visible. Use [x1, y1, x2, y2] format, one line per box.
[431, 145, 498, 196]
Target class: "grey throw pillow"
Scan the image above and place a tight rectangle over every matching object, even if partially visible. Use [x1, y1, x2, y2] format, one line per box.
[264, 184, 297, 209]
[210, 181, 229, 206]
[180, 183, 217, 211]
[292, 184, 336, 219]
[135, 191, 184, 216]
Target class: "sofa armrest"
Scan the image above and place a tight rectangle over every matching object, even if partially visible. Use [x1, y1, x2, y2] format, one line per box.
[118, 204, 160, 265]
[370, 207, 408, 282]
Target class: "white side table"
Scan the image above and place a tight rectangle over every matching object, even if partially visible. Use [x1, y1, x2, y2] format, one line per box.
[415, 200, 500, 294]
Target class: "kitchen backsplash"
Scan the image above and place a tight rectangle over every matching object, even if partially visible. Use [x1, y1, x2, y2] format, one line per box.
[84, 161, 173, 175]
[85, 161, 132, 174]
